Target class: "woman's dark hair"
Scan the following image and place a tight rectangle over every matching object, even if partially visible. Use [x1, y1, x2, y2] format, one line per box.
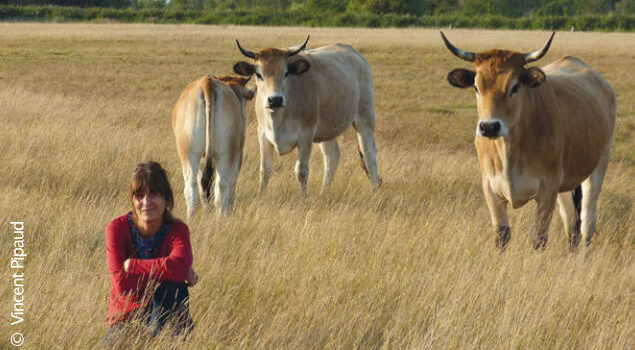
[129, 161, 174, 224]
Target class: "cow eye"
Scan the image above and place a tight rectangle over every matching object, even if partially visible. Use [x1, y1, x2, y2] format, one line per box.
[255, 72, 263, 81]
[510, 83, 520, 96]
[284, 71, 289, 78]
[473, 85, 479, 94]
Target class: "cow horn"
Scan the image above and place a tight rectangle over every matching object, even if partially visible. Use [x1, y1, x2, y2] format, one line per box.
[523, 32, 555, 63]
[287, 35, 310, 57]
[236, 39, 256, 59]
[440, 31, 475, 63]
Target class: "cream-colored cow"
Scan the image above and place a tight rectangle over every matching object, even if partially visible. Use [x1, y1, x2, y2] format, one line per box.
[442, 32, 616, 249]
[172, 75, 254, 219]
[232, 37, 381, 195]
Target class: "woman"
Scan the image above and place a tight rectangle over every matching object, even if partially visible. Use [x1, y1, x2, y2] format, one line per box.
[105, 161, 197, 341]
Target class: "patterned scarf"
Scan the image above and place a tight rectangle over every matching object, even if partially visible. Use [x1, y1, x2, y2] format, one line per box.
[128, 212, 169, 259]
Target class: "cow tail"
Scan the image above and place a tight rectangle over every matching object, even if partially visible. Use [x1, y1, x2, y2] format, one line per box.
[201, 75, 216, 202]
[358, 145, 369, 177]
[573, 185, 582, 233]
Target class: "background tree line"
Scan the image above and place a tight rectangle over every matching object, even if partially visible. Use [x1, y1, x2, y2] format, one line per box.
[0, 0, 632, 15]
[0, 0, 632, 30]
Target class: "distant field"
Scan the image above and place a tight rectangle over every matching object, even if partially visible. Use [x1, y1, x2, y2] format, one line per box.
[0, 23, 632, 349]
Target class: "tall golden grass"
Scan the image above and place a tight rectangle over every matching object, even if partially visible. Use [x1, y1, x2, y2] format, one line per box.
[0, 23, 632, 349]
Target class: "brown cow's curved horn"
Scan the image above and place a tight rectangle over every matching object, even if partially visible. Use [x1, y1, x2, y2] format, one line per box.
[236, 39, 256, 59]
[287, 35, 310, 57]
[440, 31, 475, 63]
[523, 32, 555, 63]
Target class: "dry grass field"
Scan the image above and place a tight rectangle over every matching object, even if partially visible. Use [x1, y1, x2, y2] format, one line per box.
[0, 23, 633, 349]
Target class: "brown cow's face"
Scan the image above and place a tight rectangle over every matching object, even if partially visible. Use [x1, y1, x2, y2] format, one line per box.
[441, 31, 554, 139]
[233, 38, 311, 112]
[447, 50, 546, 139]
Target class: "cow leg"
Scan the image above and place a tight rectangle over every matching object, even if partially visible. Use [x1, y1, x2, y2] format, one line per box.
[213, 154, 238, 216]
[319, 139, 340, 194]
[557, 191, 580, 249]
[482, 180, 510, 249]
[580, 150, 610, 246]
[353, 121, 380, 189]
[295, 137, 312, 195]
[530, 184, 558, 250]
[259, 130, 274, 195]
[180, 158, 201, 222]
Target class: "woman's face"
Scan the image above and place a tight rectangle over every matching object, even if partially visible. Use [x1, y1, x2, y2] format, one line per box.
[133, 187, 166, 225]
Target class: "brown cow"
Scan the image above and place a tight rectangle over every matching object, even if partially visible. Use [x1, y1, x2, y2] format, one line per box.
[172, 75, 254, 219]
[441, 32, 616, 249]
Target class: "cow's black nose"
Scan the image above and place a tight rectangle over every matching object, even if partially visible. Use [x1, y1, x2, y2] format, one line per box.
[479, 121, 501, 138]
[268, 96, 283, 108]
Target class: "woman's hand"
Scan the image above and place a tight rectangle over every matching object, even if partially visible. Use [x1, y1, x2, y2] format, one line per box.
[186, 268, 198, 287]
[123, 258, 197, 286]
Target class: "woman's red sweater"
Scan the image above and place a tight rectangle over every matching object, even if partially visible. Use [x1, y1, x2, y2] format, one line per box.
[105, 213, 193, 325]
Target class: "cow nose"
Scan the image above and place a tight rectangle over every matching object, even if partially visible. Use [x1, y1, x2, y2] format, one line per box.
[478, 120, 501, 138]
[267, 96, 283, 108]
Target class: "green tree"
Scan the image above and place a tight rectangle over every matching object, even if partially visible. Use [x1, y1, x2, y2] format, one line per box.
[615, 0, 635, 13]
[347, 0, 426, 15]
[170, 0, 204, 10]
[573, 0, 616, 13]
[0, 0, 131, 7]
[426, 0, 459, 15]
[308, 0, 349, 12]
[137, 0, 166, 9]
[461, 0, 534, 17]
[535, 0, 575, 16]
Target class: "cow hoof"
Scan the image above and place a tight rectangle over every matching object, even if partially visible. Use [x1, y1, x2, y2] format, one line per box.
[568, 231, 581, 251]
[532, 236, 548, 250]
[495, 226, 511, 250]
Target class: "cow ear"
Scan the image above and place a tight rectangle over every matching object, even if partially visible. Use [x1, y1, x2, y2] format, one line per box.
[233, 61, 255, 77]
[288, 59, 310, 75]
[239, 76, 251, 85]
[522, 67, 546, 87]
[447, 68, 476, 89]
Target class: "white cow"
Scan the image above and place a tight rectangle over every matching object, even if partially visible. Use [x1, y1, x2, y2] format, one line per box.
[172, 75, 254, 219]
[233, 36, 381, 194]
